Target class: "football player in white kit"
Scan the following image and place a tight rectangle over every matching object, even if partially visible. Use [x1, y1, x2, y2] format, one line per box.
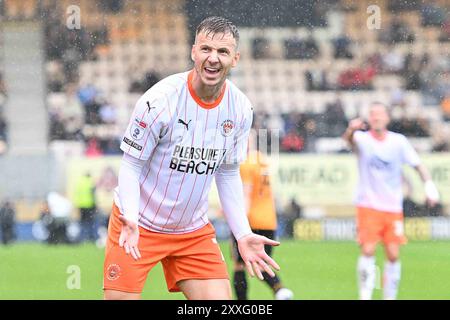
[343, 102, 440, 300]
[103, 16, 280, 300]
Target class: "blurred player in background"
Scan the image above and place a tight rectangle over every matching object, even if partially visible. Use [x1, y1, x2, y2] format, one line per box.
[343, 102, 440, 300]
[103, 16, 280, 300]
[231, 135, 293, 300]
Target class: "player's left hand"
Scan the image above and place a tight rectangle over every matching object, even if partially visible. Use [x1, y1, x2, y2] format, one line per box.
[426, 198, 438, 208]
[425, 180, 440, 208]
[237, 233, 281, 280]
[118, 215, 141, 260]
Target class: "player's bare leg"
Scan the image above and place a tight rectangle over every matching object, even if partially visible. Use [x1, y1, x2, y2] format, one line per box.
[383, 243, 401, 300]
[178, 279, 232, 300]
[357, 243, 377, 300]
[104, 289, 140, 300]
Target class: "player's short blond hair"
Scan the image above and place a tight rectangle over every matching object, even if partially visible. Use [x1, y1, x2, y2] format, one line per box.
[196, 16, 239, 46]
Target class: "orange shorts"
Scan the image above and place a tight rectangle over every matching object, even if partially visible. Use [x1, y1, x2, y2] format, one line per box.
[356, 207, 407, 246]
[103, 204, 229, 294]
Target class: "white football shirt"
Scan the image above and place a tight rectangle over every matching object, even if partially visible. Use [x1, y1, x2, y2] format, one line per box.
[114, 70, 253, 233]
[353, 130, 421, 213]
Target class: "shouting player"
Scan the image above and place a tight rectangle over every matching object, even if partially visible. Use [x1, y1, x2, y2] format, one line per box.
[103, 16, 280, 300]
[343, 102, 440, 300]
[231, 136, 293, 300]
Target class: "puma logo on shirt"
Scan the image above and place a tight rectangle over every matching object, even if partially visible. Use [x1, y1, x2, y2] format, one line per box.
[178, 119, 192, 131]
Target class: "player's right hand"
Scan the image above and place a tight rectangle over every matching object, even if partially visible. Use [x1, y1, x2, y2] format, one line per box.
[348, 118, 367, 131]
[118, 215, 142, 260]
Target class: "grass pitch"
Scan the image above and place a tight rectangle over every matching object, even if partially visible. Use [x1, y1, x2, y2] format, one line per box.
[1, 240, 449, 300]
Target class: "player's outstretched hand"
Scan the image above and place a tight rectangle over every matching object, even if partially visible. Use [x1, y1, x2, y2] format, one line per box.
[237, 233, 281, 280]
[118, 215, 142, 260]
[348, 118, 367, 131]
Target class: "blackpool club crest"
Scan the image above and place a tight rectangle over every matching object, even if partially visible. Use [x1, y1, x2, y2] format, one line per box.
[220, 119, 235, 137]
[106, 264, 121, 281]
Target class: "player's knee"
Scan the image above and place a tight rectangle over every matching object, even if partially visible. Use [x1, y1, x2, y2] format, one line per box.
[103, 289, 140, 300]
[385, 244, 400, 262]
[361, 244, 376, 257]
[386, 251, 399, 262]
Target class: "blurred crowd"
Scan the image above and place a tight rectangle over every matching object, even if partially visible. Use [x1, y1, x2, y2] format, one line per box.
[251, 95, 443, 153]
[48, 82, 122, 156]
[42, 1, 450, 156]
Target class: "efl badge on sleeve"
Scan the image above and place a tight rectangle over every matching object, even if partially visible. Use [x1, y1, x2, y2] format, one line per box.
[130, 118, 147, 140]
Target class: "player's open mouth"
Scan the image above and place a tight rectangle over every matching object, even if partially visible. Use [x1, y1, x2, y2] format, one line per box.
[204, 67, 221, 75]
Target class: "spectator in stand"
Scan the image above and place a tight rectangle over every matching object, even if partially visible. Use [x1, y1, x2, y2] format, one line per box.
[64, 84, 85, 121]
[64, 116, 83, 140]
[420, 1, 446, 27]
[85, 137, 103, 157]
[62, 29, 84, 83]
[285, 34, 319, 60]
[0, 78, 7, 154]
[304, 70, 329, 91]
[252, 36, 271, 59]
[46, 192, 72, 244]
[0, 113, 8, 143]
[46, 61, 66, 93]
[324, 98, 348, 137]
[304, 70, 314, 91]
[142, 71, 161, 91]
[338, 64, 375, 90]
[49, 112, 68, 140]
[129, 70, 161, 93]
[386, 17, 415, 43]
[333, 35, 353, 59]
[302, 118, 318, 152]
[281, 129, 304, 153]
[284, 36, 302, 60]
[303, 35, 320, 60]
[404, 63, 422, 90]
[99, 102, 118, 125]
[367, 52, 383, 74]
[439, 18, 450, 42]
[102, 138, 121, 155]
[280, 198, 302, 239]
[431, 127, 450, 152]
[391, 87, 409, 110]
[382, 47, 405, 74]
[96, 166, 118, 194]
[389, 116, 429, 137]
[84, 97, 103, 125]
[0, 73, 7, 100]
[77, 83, 98, 106]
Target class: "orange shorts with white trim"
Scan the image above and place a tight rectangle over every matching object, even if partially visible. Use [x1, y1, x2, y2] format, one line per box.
[103, 204, 229, 294]
[356, 206, 407, 246]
